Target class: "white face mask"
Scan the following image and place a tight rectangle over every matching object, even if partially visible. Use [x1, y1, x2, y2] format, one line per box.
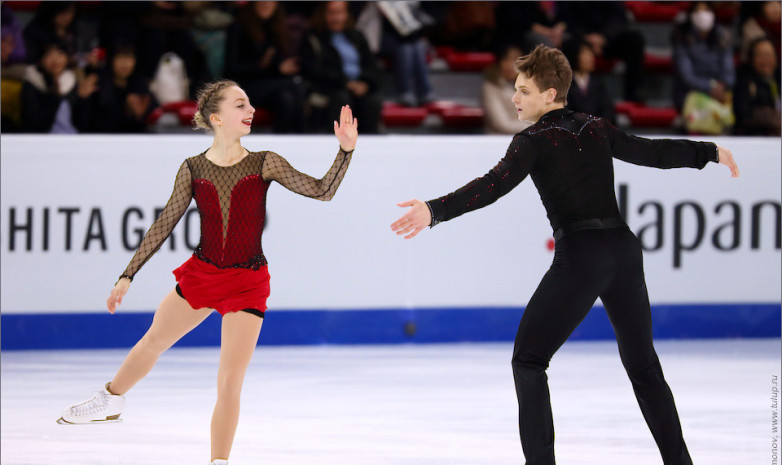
[691, 10, 715, 32]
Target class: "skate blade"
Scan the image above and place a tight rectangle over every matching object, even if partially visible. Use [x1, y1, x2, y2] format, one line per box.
[57, 416, 122, 425]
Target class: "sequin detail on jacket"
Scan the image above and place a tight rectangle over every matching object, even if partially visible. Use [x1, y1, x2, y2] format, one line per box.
[426, 108, 717, 231]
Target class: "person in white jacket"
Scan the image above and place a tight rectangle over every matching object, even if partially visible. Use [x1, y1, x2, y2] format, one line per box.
[482, 44, 532, 134]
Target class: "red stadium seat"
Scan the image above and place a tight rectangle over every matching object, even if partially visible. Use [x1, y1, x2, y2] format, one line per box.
[445, 52, 495, 72]
[425, 100, 461, 117]
[145, 107, 165, 126]
[435, 47, 495, 72]
[624, 1, 687, 23]
[435, 46, 456, 59]
[146, 101, 195, 126]
[626, 105, 678, 127]
[440, 106, 484, 128]
[381, 102, 428, 127]
[643, 53, 674, 73]
[445, 52, 494, 71]
[5, 1, 100, 11]
[175, 102, 198, 126]
[614, 101, 642, 115]
[615, 101, 678, 128]
[251, 108, 273, 127]
[4, 1, 42, 11]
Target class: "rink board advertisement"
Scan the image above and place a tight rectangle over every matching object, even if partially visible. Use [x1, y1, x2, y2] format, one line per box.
[1, 135, 780, 349]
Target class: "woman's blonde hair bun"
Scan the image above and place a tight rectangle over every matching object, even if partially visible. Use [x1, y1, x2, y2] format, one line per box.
[192, 79, 239, 132]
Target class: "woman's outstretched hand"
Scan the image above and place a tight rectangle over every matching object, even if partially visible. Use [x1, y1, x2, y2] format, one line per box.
[717, 145, 739, 178]
[391, 199, 432, 239]
[107, 278, 130, 314]
[334, 105, 358, 152]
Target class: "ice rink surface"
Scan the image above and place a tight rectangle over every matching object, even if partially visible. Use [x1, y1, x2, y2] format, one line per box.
[2, 338, 779, 465]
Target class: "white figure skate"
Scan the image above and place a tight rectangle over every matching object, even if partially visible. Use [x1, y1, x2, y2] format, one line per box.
[57, 383, 125, 424]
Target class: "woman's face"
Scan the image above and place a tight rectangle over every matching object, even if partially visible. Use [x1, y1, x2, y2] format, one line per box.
[53, 5, 76, 29]
[254, 1, 278, 20]
[690, 2, 715, 33]
[762, 1, 781, 22]
[326, 1, 349, 32]
[213, 86, 255, 137]
[1, 34, 14, 63]
[577, 45, 595, 73]
[41, 47, 68, 76]
[752, 40, 778, 77]
[112, 53, 136, 80]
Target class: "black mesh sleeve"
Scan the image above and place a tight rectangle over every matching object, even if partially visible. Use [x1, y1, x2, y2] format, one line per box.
[120, 161, 193, 281]
[262, 148, 353, 201]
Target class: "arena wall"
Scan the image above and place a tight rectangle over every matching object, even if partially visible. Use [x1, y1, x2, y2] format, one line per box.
[1, 134, 779, 349]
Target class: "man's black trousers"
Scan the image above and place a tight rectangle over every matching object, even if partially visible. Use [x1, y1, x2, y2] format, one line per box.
[511, 226, 693, 465]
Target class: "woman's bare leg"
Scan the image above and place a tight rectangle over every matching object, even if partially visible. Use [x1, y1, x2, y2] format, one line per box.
[210, 311, 263, 461]
[109, 289, 212, 395]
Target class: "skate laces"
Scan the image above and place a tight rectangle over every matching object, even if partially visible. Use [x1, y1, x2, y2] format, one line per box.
[70, 390, 109, 416]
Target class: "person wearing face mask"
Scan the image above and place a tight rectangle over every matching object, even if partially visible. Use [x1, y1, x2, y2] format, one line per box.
[672, 1, 736, 111]
[56, 80, 358, 465]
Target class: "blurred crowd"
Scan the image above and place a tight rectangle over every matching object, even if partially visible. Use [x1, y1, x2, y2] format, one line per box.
[1, 1, 779, 136]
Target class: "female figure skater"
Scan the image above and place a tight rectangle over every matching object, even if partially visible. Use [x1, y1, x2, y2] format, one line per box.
[391, 45, 739, 465]
[58, 80, 358, 465]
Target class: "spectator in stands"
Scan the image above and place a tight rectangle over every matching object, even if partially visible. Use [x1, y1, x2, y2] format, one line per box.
[671, 1, 735, 111]
[135, 1, 211, 100]
[741, 1, 782, 61]
[481, 44, 531, 134]
[2, 3, 28, 131]
[435, 1, 496, 52]
[78, 44, 159, 133]
[300, 1, 382, 134]
[96, 2, 145, 61]
[370, 1, 435, 107]
[2, 3, 27, 66]
[733, 37, 781, 136]
[493, 2, 566, 53]
[562, 38, 616, 124]
[187, 1, 236, 80]
[23, 2, 80, 64]
[224, 1, 304, 133]
[20, 40, 90, 133]
[740, 1, 781, 62]
[559, 2, 646, 103]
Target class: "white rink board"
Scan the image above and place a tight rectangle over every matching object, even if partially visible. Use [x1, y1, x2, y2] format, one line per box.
[1, 134, 779, 314]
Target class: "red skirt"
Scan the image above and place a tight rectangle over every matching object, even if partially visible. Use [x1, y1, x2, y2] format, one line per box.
[173, 255, 270, 316]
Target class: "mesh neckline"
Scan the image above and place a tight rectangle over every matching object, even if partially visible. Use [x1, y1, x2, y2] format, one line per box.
[201, 148, 253, 168]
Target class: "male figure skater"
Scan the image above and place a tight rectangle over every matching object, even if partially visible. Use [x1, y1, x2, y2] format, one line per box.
[391, 45, 739, 465]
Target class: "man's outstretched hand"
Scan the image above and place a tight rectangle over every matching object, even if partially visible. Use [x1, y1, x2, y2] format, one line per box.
[391, 199, 432, 239]
[717, 145, 739, 178]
